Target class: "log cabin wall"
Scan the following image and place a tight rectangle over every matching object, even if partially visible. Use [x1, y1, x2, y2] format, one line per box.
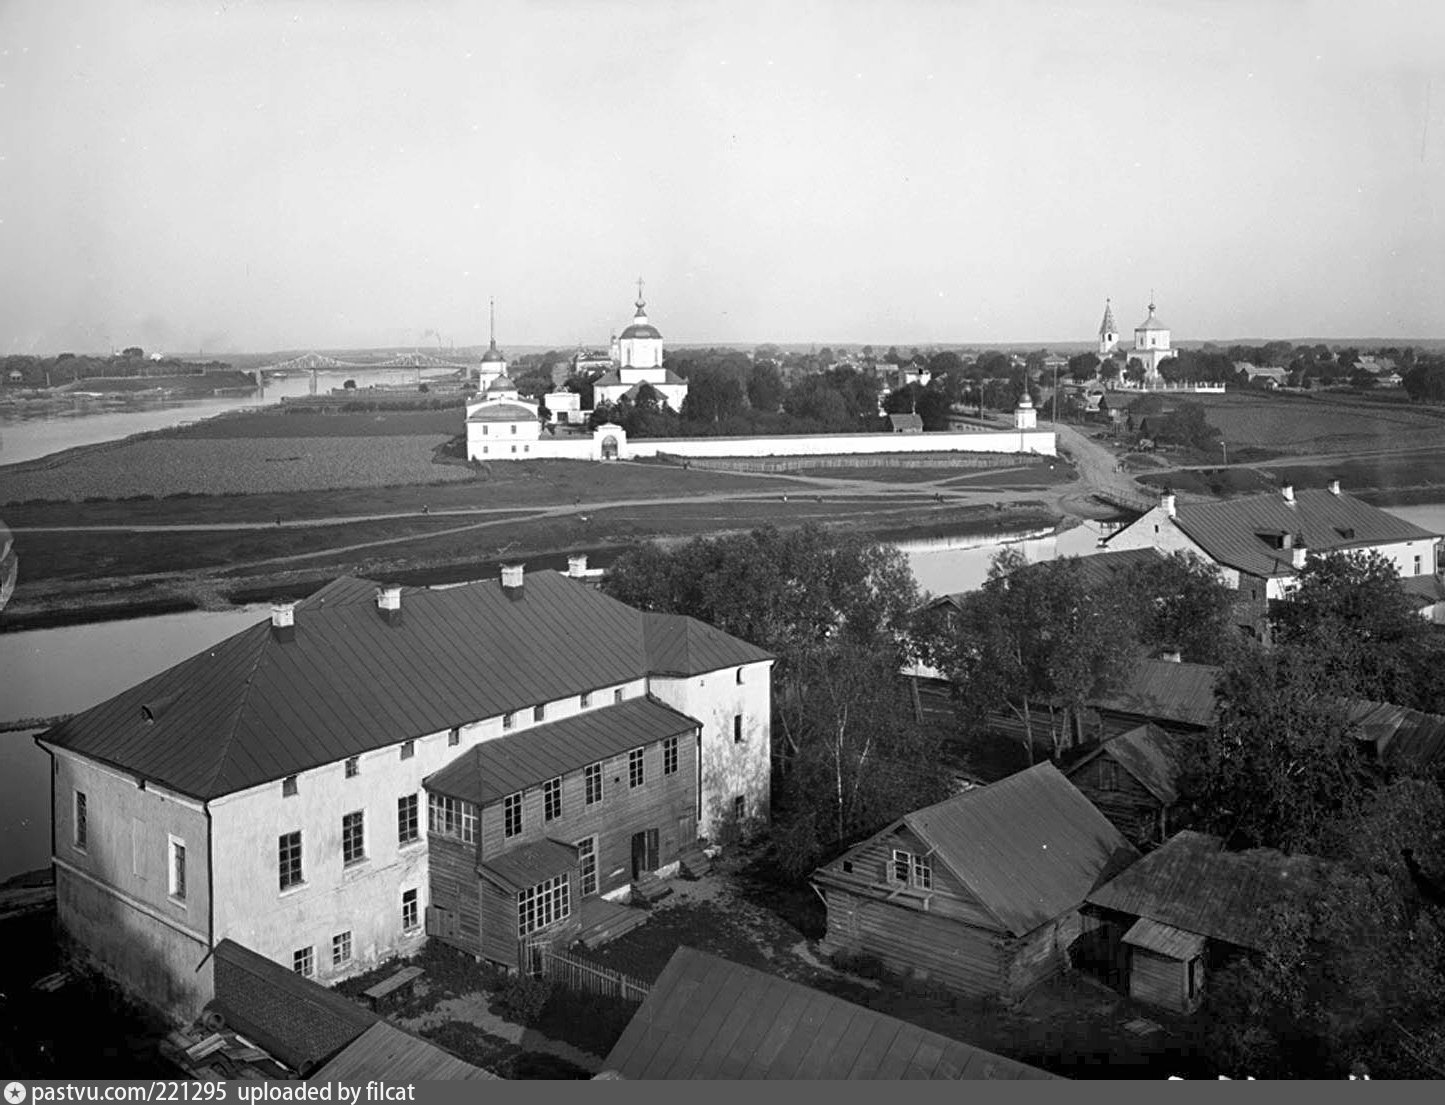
[1002, 912, 1082, 996]
[425, 833, 481, 952]
[1070, 756, 1165, 846]
[1128, 946, 1189, 1012]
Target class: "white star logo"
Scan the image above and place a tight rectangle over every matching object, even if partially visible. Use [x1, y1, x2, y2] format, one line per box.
[5, 1083, 27, 1104]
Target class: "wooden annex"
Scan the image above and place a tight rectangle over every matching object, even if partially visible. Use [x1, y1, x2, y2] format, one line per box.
[812, 763, 1139, 1000]
[1064, 723, 1185, 848]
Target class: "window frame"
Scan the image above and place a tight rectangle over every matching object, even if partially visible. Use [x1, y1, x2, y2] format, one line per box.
[427, 793, 477, 844]
[448, 726, 461, 747]
[344, 756, 359, 779]
[168, 836, 187, 903]
[398, 793, 420, 845]
[332, 931, 352, 967]
[73, 790, 88, 852]
[503, 792, 523, 838]
[663, 736, 679, 776]
[400, 739, 415, 761]
[293, 946, 314, 978]
[733, 714, 744, 744]
[282, 775, 298, 798]
[503, 712, 515, 731]
[402, 888, 420, 932]
[517, 873, 571, 938]
[579, 691, 591, 708]
[576, 837, 598, 897]
[342, 810, 367, 867]
[584, 762, 603, 806]
[543, 777, 562, 822]
[628, 747, 645, 789]
[533, 704, 546, 723]
[278, 831, 303, 891]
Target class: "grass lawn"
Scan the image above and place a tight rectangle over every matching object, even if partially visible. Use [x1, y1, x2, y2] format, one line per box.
[167, 408, 463, 438]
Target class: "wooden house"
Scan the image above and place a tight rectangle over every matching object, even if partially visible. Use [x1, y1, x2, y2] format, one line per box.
[1064, 723, 1184, 848]
[812, 763, 1139, 1000]
[1085, 831, 1325, 1014]
[601, 947, 1057, 1079]
[423, 695, 704, 969]
[1083, 658, 1220, 741]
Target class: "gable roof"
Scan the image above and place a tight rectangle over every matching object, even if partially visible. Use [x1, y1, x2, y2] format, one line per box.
[425, 695, 700, 806]
[1087, 831, 1326, 950]
[40, 571, 771, 800]
[1068, 547, 1164, 590]
[1163, 489, 1436, 579]
[209, 939, 377, 1076]
[1066, 723, 1184, 806]
[1088, 658, 1221, 729]
[899, 763, 1139, 936]
[310, 1022, 497, 1082]
[1344, 698, 1445, 771]
[602, 948, 1056, 1080]
[889, 413, 924, 432]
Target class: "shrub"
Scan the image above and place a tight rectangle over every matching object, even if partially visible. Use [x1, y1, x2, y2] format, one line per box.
[493, 975, 552, 1024]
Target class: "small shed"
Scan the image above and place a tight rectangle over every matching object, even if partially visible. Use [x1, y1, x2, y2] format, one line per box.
[1085, 831, 1325, 1014]
[601, 947, 1057, 1079]
[889, 412, 924, 433]
[1064, 723, 1184, 847]
[812, 763, 1139, 1000]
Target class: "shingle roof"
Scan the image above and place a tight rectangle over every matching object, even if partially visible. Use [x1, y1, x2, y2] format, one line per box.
[479, 838, 580, 894]
[889, 413, 924, 432]
[1166, 489, 1437, 579]
[425, 696, 700, 806]
[1087, 830, 1326, 950]
[1066, 723, 1183, 806]
[602, 948, 1056, 1080]
[1345, 698, 1445, 771]
[902, 763, 1139, 937]
[209, 939, 377, 1076]
[1088, 659, 1220, 729]
[310, 1022, 498, 1081]
[1067, 547, 1164, 591]
[1122, 917, 1206, 960]
[40, 571, 771, 800]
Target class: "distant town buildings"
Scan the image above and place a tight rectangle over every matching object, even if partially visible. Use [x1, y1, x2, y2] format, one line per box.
[1096, 295, 1179, 382]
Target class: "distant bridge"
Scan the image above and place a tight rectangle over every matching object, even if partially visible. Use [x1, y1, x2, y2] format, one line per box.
[262, 351, 474, 373]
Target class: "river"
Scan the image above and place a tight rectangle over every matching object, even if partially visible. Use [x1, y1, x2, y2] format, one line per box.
[3, 503, 1444, 882]
[0, 368, 455, 467]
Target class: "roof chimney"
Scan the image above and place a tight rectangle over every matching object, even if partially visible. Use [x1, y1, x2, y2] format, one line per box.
[1328, 478, 1342, 496]
[1292, 535, 1308, 570]
[1281, 483, 1295, 505]
[567, 554, 588, 579]
[270, 602, 296, 643]
[376, 585, 403, 625]
[1160, 490, 1176, 518]
[501, 564, 525, 591]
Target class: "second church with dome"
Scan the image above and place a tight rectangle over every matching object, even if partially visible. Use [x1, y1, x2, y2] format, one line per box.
[592, 280, 689, 411]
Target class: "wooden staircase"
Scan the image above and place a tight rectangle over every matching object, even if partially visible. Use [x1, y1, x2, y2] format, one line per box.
[678, 845, 713, 879]
[631, 871, 674, 906]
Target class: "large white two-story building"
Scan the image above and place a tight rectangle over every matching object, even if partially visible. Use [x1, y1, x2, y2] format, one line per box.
[38, 568, 773, 1021]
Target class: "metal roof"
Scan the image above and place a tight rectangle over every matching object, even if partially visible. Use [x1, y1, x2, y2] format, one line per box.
[1067, 547, 1164, 591]
[1089, 659, 1221, 729]
[479, 838, 579, 893]
[601, 947, 1056, 1080]
[40, 571, 770, 800]
[1122, 917, 1206, 960]
[902, 763, 1140, 937]
[1087, 831, 1327, 951]
[426, 695, 699, 806]
[210, 939, 377, 1076]
[466, 401, 537, 422]
[310, 1022, 497, 1081]
[1169, 489, 1437, 579]
[1067, 723, 1183, 806]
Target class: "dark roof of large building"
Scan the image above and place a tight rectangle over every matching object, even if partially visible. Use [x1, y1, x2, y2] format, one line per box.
[209, 939, 377, 1076]
[602, 947, 1057, 1080]
[310, 1022, 497, 1081]
[1068, 547, 1164, 590]
[40, 571, 771, 800]
[1066, 723, 1184, 806]
[426, 695, 700, 806]
[466, 400, 536, 422]
[1161, 488, 1437, 579]
[1086, 831, 1326, 950]
[898, 763, 1139, 937]
[1088, 659, 1221, 729]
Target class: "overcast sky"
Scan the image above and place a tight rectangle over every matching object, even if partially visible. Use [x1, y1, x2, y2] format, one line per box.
[2, 0, 1442, 353]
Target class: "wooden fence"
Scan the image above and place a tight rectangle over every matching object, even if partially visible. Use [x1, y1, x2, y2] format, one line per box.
[523, 941, 650, 1004]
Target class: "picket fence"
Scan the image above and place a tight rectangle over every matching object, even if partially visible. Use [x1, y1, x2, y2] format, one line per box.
[523, 940, 651, 1004]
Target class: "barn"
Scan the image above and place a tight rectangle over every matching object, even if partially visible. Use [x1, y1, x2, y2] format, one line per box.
[1064, 723, 1185, 848]
[812, 763, 1139, 1000]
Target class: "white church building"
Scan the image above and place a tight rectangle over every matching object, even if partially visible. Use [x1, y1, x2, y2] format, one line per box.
[593, 282, 689, 411]
[1098, 296, 1178, 382]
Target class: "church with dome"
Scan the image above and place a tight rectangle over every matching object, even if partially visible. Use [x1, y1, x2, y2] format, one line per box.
[1097, 295, 1177, 381]
[592, 281, 689, 411]
[464, 298, 544, 459]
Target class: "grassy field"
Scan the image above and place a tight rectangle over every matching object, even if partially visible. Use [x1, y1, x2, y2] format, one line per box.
[1176, 390, 1445, 454]
[167, 407, 462, 438]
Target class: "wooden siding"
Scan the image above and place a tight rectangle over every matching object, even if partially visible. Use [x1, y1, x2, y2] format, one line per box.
[1128, 946, 1191, 1013]
[1002, 912, 1080, 996]
[818, 888, 1006, 998]
[425, 834, 480, 951]
[1070, 757, 1167, 846]
[477, 733, 697, 898]
[478, 878, 516, 966]
[817, 826, 999, 929]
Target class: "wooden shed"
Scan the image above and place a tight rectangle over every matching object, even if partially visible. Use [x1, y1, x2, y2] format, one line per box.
[812, 763, 1139, 1001]
[1086, 830, 1325, 1014]
[1064, 723, 1184, 847]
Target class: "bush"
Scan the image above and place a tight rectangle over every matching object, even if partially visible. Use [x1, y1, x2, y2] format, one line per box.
[493, 975, 552, 1024]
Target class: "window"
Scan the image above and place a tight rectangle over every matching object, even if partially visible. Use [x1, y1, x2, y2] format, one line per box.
[400, 739, 415, 760]
[733, 714, 744, 744]
[518, 874, 571, 937]
[544, 777, 562, 822]
[533, 704, 545, 723]
[398, 793, 419, 845]
[1099, 759, 1120, 791]
[1415, 555, 1423, 576]
[629, 747, 645, 788]
[585, 763, 603, 805]
[614, 688, 624, 705]
[448, 726, 460, 747]
[278, 831, 303, 890]
[890, 848, 932, 891]
[74, 790, 87, 851]
[169, 838, 187, 902]
[736, 667, 745, 685]
[576, 838, 598, 897]
[663, 736, 679, 776]
[580, 691, 591, 708]
[510, 445, 516, 454]
[282, 775, 298, 798]
[734, 795, 746, 823]
[293, 947, 314, 978]
[402, 888, 419, 931]
[504, 792, 523, 838]
[345, 756, 359, 778]
[503, 712, 515, 730]
[510, 424, 517, 435]
[332, 931, 352, 966]
[428, 794, 477, 843]
[342, 810, 366, 866]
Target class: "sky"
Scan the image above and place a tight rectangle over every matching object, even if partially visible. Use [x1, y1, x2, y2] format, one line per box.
[1, 0, 1442, 353]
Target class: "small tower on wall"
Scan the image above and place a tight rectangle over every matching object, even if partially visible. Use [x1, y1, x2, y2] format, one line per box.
[1099, 298, 1119, 356]
[1014, 391, 1038, 430]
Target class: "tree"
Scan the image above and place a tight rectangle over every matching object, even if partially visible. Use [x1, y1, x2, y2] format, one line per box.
[122, 346, 144, 359]
[680, 370, 747, 423]
[1125, 358, 1147, 384]
[1119, 550, 1237, 663]
[746, 360, 784, 413]
[1067, 352, 1101, 383]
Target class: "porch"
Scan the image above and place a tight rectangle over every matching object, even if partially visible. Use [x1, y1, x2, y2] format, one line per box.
[573, 895, 649, 950]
